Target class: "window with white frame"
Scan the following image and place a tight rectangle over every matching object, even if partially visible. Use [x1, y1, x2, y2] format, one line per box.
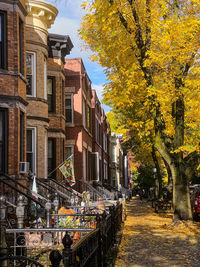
[112, 144, 116, 162]
[26, 52, 36, 96]
[65, 94, 73, 123]
[27, 127, 36, 174]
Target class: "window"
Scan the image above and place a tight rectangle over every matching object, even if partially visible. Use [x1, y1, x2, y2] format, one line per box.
[88, 152, 99, 181]
[27, 128, 36, 174]
[26, 52, 36, 96]
[112, 144, 116, 162]
[87, 105, 91, 131]
[99, 156, 102, 181]
[65, 146, 73, 159]
[95, 118, 101, 144]
[48, 138, 56, 178]
[0, 109, 7, 173]
[47, 77, 55, 112]
[44, 58, 47, 100]
[62, 80, 65, 115]
[104, 160, 108, 180]
[104, 132, 107, 152]
[20, 112, 24, 162]
[0, 11, 6, 69]
[82, 98, 86, 127]
[83, 148, 86, 181]
[65, 94, 73, 123]
[19, 18, 24, 74]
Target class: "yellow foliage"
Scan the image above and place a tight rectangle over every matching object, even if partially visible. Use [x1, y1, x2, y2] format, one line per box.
[79, 0, 200, 157]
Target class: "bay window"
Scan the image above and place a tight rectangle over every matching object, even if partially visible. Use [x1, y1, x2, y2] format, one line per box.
[26, 52, 36, 96]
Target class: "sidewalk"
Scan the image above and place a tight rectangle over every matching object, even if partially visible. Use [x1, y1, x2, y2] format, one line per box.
[114, 197, 200, 267]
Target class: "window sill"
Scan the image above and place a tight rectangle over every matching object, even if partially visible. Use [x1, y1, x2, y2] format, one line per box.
[66, 123, 75, 127]
[0, 69, 27, 83]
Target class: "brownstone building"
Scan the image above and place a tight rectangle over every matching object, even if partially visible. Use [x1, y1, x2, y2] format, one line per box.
[64, 58, 93, 190]
[25, 0, 57, 178]
[101, 109, 110, 184]
[47, 33, 73, 179]
[0, 0, 27, 176]
[91, 90, 102, 182]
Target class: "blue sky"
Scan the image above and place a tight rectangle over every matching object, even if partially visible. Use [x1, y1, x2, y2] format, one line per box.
[48, 0, 111, 113]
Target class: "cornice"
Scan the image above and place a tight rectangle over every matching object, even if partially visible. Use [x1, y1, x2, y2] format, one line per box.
[26, 0, 58, 34]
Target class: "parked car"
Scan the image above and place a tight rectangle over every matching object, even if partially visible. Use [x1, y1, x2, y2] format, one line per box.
[190, 185, 200, 220]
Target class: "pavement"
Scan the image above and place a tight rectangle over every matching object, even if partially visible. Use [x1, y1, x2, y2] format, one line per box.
[114, 197, 200, 267]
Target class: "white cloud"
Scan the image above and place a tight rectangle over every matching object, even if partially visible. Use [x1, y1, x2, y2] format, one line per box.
[49, 16, 92, 62]
[92, 84, 105, 101]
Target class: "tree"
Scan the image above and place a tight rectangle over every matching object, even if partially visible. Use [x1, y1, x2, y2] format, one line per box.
[80, 0, 200, 220]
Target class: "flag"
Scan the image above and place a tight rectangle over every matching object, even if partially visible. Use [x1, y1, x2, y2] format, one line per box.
[32, 175, 38, 200]
[59, 155, 75, 186]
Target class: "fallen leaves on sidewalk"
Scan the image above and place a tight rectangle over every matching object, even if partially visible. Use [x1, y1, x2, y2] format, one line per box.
[114, 197, 200, 267]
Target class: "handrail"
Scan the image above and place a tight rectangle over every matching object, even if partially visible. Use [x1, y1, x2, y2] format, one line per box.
[6, 228, 94, 233]
[82, 181, 104, 198]
[28, 175, 71, 202]
[0, 175, 44, 207]
[48, 177, 82, 198]
[72, 228, 99, 250]
[27, 175, 55, 195]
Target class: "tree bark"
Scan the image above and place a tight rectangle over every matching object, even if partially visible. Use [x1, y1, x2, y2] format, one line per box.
[151, 145, 162, 199]
[162, 158, 173, 200]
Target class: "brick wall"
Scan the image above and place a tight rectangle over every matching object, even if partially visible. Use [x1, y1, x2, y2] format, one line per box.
[65, 59, 93, 185]
[0, 3, 27, 175]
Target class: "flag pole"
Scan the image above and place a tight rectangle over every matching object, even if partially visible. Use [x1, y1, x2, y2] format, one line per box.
[48, 154, 73, 177]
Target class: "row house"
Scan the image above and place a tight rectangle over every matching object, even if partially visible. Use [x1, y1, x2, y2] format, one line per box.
[64, 58, 93, 191]
[91, 90, 102, 182]
[110, 133, 124, 190]
[0, 0, 73, 181]
[0, 0, 129, 195]
[64, 60, 112, 191]
[101, 109, 110, 184]
[47, 33, 73, 180]
[25, 0, 58, 178]
[0, 0, 27, 176]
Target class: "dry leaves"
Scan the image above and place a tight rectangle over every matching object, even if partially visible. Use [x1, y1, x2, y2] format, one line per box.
[115, 197, 200, 267]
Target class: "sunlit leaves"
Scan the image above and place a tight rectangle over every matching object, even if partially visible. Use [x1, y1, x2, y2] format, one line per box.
[79, 0, 200, 156]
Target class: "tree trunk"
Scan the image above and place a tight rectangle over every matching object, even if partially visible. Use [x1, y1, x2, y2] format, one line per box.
[172, 164, 192, 221]
[162, 158, 173, 200]
[151, 145, 162, 199]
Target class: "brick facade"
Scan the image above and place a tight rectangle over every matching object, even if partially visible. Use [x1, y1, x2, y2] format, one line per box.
[65, 58, 93, 190]
[0, 0, 27, 175]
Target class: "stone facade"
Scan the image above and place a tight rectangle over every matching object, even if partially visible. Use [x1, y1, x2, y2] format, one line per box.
[25, 0, 57, 178]
[110, 133, 124, 190]
[47, 33, 73, 179]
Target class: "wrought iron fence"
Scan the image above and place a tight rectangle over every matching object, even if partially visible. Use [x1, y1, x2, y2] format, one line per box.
[0, 174, 123, 267]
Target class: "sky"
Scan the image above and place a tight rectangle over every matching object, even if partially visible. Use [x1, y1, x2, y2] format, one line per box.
[48, 0, 111, 113]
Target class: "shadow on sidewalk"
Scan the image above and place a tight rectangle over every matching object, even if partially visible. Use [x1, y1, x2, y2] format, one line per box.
[112, 197, 200, 267]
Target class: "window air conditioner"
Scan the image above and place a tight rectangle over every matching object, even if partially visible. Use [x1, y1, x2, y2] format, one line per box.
[19, 162, 30, 174]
